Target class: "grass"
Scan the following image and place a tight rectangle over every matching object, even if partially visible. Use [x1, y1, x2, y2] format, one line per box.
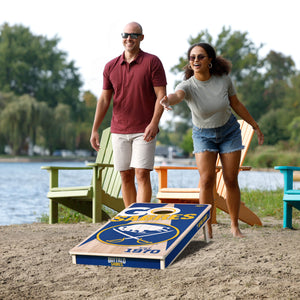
[38, 204, 118, 223]
[231, 188, 299, 229]
[38, 188, 300, 226]
[38, 206, 92, 224]
[240, 188, 286, 219]
[244, 146, 300, 168]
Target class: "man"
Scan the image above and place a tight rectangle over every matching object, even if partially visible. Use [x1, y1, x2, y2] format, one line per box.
[90, 22, 167, 207]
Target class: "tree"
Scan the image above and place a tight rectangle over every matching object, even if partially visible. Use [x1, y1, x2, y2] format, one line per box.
[288, 116, 300, 150]
[51, 104, 76, 151]
[214, 27, 263, 83]
[282, 73, 300, 115]
[260, 51, 297, 114]
[0, 94, 47, 154]
[237, 71, 266, 120]
[258, 108, 290, 145]
[0, 23, 82, 117]
[180, 128, 193, 155]
[263, 51, 296, 83]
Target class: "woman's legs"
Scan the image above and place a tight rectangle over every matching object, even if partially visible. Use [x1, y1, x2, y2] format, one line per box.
[195, 151, 218, 238]
[220, 150, 244, 237]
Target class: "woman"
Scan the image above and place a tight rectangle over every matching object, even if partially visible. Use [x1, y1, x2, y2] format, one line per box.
[160, 43, 264, 238]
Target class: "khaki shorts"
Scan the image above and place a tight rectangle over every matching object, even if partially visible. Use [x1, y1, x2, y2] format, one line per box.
[111, 133, 156, 171]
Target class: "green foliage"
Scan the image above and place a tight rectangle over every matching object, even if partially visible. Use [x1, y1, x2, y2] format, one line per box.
[288, 116, 300, 149]
[0, 24, 115, 155]
[156, 129, 171, 146]
[180, 128, 193, 154]
[38, 204, 117, 224]
[214, 27, 262, 83]
[52, 104, 77, 150]
[283, 73, 300, 112]
[218, 188, 300, 223]
[0, 23, 82, 115]
[0, 94, 46, 154]
[237, 72, 266, 120]
[244, 146, 300, 168]
[38, 205, 92, 223]
[263, 50, 296, 82]
[258, 109, 290, 145]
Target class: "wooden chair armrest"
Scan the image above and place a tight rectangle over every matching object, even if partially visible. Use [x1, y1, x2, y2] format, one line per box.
[274, 166, 300, 191]
[154, 165, 222, 171]
[154, 165, 225, 190]
[41, 166, 92, 170]
[86, 163, 114, 168]
[275, 166, 300, 172]
[154, 165, 197, 171]
[154, 164, 252, 190]
[239, 166, 252, 171]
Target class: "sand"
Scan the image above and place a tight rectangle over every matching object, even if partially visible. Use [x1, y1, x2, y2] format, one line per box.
[0, 216, 299, 300]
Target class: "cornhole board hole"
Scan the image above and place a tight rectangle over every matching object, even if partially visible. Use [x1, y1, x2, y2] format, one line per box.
[70, 203, 211, 269]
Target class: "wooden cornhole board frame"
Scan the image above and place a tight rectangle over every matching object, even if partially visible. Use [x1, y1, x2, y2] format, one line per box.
[70, 203, 211, 270]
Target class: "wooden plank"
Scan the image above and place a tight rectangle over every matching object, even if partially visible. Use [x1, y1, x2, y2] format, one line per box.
[157, 192, 199, 200]
[69, 203, 211, 269]
[50, 186, 91, 192]
[47, 190, 90, 198]
[160, 188, 200, 193]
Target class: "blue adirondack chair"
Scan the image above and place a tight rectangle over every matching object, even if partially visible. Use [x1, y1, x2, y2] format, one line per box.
[275, 166, 300, 229]
[42, 128, 124, 224]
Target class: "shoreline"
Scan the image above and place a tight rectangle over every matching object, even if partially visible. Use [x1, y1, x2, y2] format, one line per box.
[0, 156, 95, 163]
[0, 155, 276, 170]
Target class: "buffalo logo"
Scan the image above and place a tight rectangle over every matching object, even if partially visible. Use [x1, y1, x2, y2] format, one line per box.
[97, 223, 179, 246]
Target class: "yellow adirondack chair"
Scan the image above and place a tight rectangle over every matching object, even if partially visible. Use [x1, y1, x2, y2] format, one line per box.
[41, 127, 124, 224]
[154, 120, 262, 226]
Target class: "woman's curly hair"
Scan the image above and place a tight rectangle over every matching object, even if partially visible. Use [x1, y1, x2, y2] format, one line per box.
[184, 43, 232, 80]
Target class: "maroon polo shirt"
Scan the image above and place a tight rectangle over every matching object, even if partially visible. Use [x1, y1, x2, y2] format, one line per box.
[103, 50, 167, 134]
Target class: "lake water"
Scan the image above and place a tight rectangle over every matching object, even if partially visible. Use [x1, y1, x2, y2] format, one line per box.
[0, 161, 299, 226]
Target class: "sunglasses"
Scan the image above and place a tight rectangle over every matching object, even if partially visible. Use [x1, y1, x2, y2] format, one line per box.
[189, 55, 207, 61]
[121, 33, 142, 39]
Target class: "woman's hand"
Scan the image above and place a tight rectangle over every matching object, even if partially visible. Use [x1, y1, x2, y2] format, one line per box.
[255, 127, 264, 145]
[160, 96, 172, 111]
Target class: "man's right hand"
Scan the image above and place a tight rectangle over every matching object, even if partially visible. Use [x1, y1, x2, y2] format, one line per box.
[90, 131, 100, 151]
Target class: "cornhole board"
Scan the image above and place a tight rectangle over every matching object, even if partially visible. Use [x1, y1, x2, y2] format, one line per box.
[69, 203, 211, 269]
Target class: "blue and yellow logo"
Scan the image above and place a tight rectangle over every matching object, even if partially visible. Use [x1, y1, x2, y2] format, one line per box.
[97, 222, 179, 246]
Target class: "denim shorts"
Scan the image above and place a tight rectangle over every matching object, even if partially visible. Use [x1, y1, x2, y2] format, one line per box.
[192, 114, 244, 154]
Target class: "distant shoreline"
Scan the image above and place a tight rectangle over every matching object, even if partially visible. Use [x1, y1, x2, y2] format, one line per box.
[0, 156, 278, 172]
[0, 156, 94, 163]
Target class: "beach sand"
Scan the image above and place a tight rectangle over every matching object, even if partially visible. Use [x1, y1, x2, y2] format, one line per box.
[1, 216, 299, 300]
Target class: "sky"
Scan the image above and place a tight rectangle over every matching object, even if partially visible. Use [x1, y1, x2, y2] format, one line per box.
[1, 0, 300, 100]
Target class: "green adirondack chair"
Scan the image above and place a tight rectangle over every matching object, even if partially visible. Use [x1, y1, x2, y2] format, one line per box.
[41, 127, 124, 224]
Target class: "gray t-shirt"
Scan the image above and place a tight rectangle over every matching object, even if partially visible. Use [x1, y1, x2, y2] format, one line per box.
[175, 75, 236, 128]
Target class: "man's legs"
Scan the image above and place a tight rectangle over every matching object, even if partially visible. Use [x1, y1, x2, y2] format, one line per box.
[120, 169, 136, 207]
[119, 168, 152, 207]
[131, 133, 155, 204]
[135, 168, 152, 203]
[112, 133, 155, 207]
